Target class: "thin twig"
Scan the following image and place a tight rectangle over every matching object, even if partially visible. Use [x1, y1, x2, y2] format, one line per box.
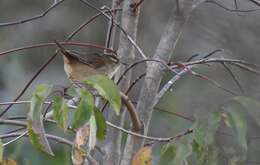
[0, 0, 65, 27]
[191, 70, 238, 95]
[0, 119, 27, 126]
[130, 100, 194, 122]
[155, 66, 191, 105]
[3, 131, 28, 146]
[0, 100, 34, 105]
[234, 0, 240, 15]
[175, 58, 260, 69]
[0, 132, 73, 147]
[206, 0, 260, 12]
[5, 127, 26, 134]
[66, 8, 122, 41]
[248, 0, 260, 6]
[79, 0, 147, 59]
[131, 0, 145, 12]
[0, 42, 115, 57]
[154, 107, 194, 122]
[106, 121, 193, 142]
[221, 62, 244, 94]
[186, 54, 199, 62]
[125, 73, 146, 95]
[230, 63, 260, 75]
[0, 53, 58, 117]
[203, 49, 223, 58]
[116, 58, 179, 85]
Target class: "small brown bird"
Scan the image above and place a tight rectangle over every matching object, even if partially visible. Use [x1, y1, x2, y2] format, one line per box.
[54, 41, 119, 82]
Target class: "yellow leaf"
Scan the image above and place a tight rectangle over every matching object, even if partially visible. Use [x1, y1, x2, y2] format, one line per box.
[71, 124, 89, 165]
[2, 158, 17, 165]
[132, 146, 152, 165]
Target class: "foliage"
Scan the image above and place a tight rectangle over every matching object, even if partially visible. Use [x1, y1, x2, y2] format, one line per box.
[132, 146, 152, 165]
[25, 75, 120, 157]
[27, 84, 54, 156]
[157, 96, 260, 164]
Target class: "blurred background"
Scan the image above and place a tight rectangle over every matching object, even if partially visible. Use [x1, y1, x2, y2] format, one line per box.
[0, 0, 260, 164]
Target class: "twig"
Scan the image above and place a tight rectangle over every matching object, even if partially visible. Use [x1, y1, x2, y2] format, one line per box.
[0, 100, 35, 105]
[205, 0, 260, 12]
[0, 42, 115, 57]
[203, 49, 223, 58]
[191, 70, 238, 95]
[102, 6, 115, 54]
[79, 0, 147, 59]
[186, 54, 199, 62]
[66, 8, 122, 41]
[154, 107, 194, 122]
[5, 127, 26, 134]
[67, 92, 142, 132]
[1, 99, 193, 123]
[125, 73, 146, 95]
[0, 53, 58, 117]
[106, 121, 193, 142]
[3, 131, 28, 146]
[120, 92, 142, 131]
[130, 100, 194, 122]
[155, 66, 191, 105]
[234, 0, 240, 15]
[230, 63, 260, 75]
[0, 119, 27, 126]
[116, 58, 179, 85]
[221, 62, 244, 94]
[175, 58, 260, 68]
[248, 0, 260, 6]
[130, 0, 145, 12]
[0, 0, 65, 27]
[0, 132, 73, 147]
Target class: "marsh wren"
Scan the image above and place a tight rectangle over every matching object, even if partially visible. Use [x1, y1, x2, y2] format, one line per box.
[54, 41, 119, 83]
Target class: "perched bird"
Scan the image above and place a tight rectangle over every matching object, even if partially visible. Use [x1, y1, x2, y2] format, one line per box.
[54, 41, 119, 83]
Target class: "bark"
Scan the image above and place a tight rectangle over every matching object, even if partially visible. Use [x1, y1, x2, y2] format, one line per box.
[103, 0, 140, 165]
[120, 1, 193, 164]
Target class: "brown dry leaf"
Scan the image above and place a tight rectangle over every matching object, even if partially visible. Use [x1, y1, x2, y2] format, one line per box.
[71, 124, 90, 165]
[1, 158, 17, 165]
[132, 146, 152, 165]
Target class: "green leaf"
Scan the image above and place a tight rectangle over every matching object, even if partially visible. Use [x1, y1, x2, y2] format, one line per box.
[83, 75, 121, 115]
[89, 115, 97, 150]
[221, 101, 247, 151]
[53, 96, 69, 132]
[193, 110, 222, 146]
[72, 89, 94, 129]
[158, 141, 191, 165]
[158, 143, 176, 165]
[0, 139, 3, 163]
[93, 108, 106, 140]
[206, 110, 222, 145]
[27, 84, 54, 156]
[191, 111, 221, 165]
[193, 118, 208, 146]
[232, 96, 260, 127]
[173, 140, 192, 165]
[192, 140, 219, 165]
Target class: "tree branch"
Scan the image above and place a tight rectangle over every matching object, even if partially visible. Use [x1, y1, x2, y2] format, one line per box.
[121, 0, 193, 163]
[0, 0, 65, 27]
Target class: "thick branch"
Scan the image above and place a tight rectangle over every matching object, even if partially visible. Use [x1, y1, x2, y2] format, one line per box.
[121, 0, 193, 163]
[102, 0, 141, 165]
